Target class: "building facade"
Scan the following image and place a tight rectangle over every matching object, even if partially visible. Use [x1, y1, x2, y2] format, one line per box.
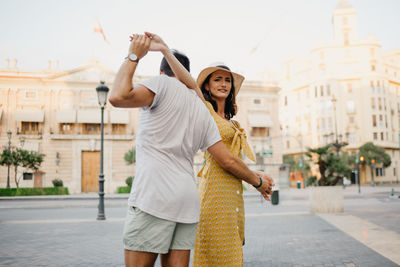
[0, 58, 142, 193]
[1, 58, 283, 192]
[279, 0, 400, 184]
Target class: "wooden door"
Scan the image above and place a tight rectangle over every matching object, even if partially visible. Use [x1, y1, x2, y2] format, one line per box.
[33, 172, 43, 188]
[81, 151, 100, 192]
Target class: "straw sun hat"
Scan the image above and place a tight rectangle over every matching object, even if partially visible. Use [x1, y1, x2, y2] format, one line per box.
[196, 63, 245, 97]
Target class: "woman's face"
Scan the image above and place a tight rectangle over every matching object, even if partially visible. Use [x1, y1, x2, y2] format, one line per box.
[205, 70, 232, 101]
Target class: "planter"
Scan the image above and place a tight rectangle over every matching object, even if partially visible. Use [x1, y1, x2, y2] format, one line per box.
[310, 186, 343, 213]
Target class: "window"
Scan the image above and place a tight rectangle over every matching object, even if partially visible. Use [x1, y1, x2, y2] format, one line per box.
[327, 85, 331, 96]
[60, 123, 74, 134]
[371, 65, 376, 71]
[343, 17, 348, 25]
[315, 86, 318, 98]
[112, 124, 126, 135]
[25, 91, 37, 98]
[251, 127, 269, 137]
[379, 115, 383, 127]
[347, 83, 352, 93]
[328, 117, 333, 130]
[376, 168, 385, 177]
[23, 173, 33, 180]
[373, 132, 378, 140]
[284, 96, 288, 106]
[378, 98, 382, 110]
[349, 116, 354, 124]
[381, 132, 384, 140]
[21, 122, 39, 135]
[344, 32, 349, 46]
[370, 48, 375, 57]
[371, 98, 375, 109]
[320, 85, 324, 97]
[394, 168, 396, 177]
[253, 99, 261, 105]
[286, 140, 290, 149]
[83, 123, 100, 134]
[372, 115, 377, 127]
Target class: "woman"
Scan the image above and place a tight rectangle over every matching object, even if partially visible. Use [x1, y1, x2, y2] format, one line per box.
[144, 31, 272, 266]
[193, 64, 256, 266]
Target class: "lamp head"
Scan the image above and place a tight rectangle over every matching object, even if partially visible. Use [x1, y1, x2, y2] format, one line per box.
[96, 81, 109, 107]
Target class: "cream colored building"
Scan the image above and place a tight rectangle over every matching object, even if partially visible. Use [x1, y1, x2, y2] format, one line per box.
[0, 58, 142, 193]
[235, 80, 285, 188]
[279, 0, 400, 184]
[1, 58, 283, 192]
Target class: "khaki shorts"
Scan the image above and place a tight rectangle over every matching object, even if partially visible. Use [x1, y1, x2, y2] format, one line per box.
[123, 206, 198, 254]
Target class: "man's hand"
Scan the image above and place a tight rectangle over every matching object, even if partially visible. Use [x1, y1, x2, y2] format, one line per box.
[144, 32, 169, 53]
[128, 34, 151, 60]
[254, 171, 274, 201]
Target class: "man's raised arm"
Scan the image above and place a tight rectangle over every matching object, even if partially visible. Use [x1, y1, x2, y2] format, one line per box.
[109, 34, 155, 108]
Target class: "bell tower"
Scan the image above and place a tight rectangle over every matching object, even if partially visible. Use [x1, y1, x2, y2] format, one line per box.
[332, 0, 357, 45]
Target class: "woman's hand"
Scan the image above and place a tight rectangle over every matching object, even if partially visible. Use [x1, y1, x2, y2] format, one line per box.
[254, 171, 274, 201]
[144, 32, 169, 52]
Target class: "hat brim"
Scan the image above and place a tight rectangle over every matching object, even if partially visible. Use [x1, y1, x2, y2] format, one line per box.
[196, 67, 244, 97]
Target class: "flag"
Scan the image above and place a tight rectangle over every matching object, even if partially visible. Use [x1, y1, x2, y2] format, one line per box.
[94, 18, 110, 44]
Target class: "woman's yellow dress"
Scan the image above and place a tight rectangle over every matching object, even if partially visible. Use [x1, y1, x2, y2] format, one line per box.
[193, 101, 255, 267]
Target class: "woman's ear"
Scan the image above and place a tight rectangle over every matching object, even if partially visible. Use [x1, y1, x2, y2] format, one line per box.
[205, 83, 209, 91]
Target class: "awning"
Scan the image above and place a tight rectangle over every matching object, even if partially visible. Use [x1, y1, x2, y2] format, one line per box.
[14, 109, 44, 122]
[109, 110, 129, 124]
[56, 110, 76, 123]
[248, 114, 273, 127]
[77, 109, 108, 123]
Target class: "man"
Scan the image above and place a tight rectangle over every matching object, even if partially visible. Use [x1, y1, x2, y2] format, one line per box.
[109, 33, 273, 267]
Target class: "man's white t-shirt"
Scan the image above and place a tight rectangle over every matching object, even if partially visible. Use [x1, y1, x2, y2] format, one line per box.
[127, 74, 221, 223]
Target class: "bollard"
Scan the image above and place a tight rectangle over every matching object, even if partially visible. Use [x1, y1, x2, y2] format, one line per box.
[391, 188, 395, 197]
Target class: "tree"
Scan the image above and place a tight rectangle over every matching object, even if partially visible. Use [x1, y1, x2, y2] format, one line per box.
[124, 149, 136, 165]
[306, 145, 351, 186]
[359, 142, 391, 168]
[306, 145, 331, 186]
[0, 148, 44, 188]
[0, 148, 13, 187]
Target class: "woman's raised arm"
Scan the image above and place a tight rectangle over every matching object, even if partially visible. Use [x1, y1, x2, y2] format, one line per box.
[145, 32, 205, 101]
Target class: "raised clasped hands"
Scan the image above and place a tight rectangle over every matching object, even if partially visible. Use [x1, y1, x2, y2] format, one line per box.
[129, 32, 169, 60]
[128, 34, 151, 61]
[254, 171, 274, 201]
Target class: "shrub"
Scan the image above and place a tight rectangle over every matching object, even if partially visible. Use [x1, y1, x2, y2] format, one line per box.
[52, 179, 64, 187]
[0, 187, 69, 196]
[117, 186, 131, 194]
[125, 176, 134, 187]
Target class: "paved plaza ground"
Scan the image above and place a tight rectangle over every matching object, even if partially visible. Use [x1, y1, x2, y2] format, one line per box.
[0, 185, 399, 267]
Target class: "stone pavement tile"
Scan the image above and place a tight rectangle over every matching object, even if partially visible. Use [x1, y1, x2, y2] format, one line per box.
[243, 213, 398, 267]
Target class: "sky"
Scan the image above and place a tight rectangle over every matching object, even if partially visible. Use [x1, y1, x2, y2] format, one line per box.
[1, 0, 399, 80]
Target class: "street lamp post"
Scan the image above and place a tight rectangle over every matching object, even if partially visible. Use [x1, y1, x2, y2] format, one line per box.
[331, 96, 348, 156]
[96, 81, 109, 221]
[6, 130, 12, 188]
